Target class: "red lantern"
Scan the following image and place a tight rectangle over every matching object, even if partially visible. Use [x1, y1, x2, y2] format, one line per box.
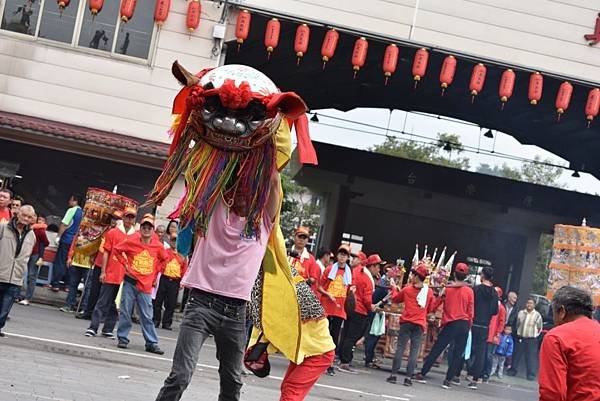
[351, 37, 368, 79]
[235, 10, 251, 51]
[382, 44, 399, 86]
[294, 24, 310, 65]
[265, 18, 280, 59]
[499, 69, 516, 109]
[321, 29, 339, 69]
[120, 0, 136, 23]
[528, 72, 543, 105]
[555, 81, 573, 121]
[585, 88, 600, 127]
[88, 0, 103, 15]
[154, 0, 170, 26]
[412, 48, 429, 89]
[57, 0, 70, 11]
[469, 63, 487, 103]
[439, 55, 456, 95]
[185, 0, 200, 32]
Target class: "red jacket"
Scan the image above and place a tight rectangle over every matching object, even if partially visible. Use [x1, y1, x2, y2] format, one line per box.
[539, 317, 600, 401]
[435, 283, 474, 327]
[392, 285, 435, 332]
[352, 266, 374, 316]
[320, 264, 350, 320]
[488, 302, 506, 343]
[290, 250, 321, 294]
[163, 248, 187, 279]
[102, 227, 135, 285]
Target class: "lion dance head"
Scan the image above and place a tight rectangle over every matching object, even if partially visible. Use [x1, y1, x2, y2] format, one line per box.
[146, 62, 315, 253]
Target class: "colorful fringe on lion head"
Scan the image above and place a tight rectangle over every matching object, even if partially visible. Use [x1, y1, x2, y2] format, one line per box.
[146, 62, 317, 254]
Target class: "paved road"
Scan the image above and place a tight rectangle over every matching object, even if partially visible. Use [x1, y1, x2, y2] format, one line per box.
[1, 304, 538, 401]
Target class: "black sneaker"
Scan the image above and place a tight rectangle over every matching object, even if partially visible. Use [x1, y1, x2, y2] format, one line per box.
[442, 380, 451, 389]
[386, 375, 397, 384]
[403, 378, 412, 387]
[75, 313, 91, 320]
[162, 326, 173, 331]
[101, 332, 115, 339]
[145, 345, 165, 355]
[412, 373, 426, 383]
[467, 381, 478, 390]
[326, 367, 335, 376]
[482, 375, 489, 383]
[451, 377, 461, 386]
[84, 329, 96, 337]
[117, 341, 128, 349]
[0, 331, 5, 337]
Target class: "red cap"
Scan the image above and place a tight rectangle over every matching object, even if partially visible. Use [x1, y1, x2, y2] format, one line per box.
[140, 214, 155, 227]
[295, 226, 310, 236]
[111, 210, 123, 219]
[412, 263, 429, 279]
[123, 206, 137, 217]
[455, 262, 469, 274]
[337, 244, 351, 254]
[366, 254, 383, 266]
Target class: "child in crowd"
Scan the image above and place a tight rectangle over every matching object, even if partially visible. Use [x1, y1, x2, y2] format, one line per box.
[490, 325, 514, 378]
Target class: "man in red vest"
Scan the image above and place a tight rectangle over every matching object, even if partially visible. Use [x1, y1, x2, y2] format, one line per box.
[288, 227, 320, 295]
[153, 233, 187, 330]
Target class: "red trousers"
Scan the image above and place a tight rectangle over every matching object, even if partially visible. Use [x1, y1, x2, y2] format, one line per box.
[280, 351, 335, 401]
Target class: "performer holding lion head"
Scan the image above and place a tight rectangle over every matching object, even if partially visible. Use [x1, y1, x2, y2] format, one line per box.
[151, 62, 334, 401]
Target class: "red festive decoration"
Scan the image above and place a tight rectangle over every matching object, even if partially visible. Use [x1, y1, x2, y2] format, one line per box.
[88, 0, 103, 15]
[585, 88, 600, 127]
[351, 37, 368, 79]
[294, 24, 310, 65]
[528, 72, 543, 105]
[235, 10, 251, 51]
[439, 55, 456, 95]
[57, 0, 70, 11]
[412, 48, 429, 89]
[498, 69, 516, 109]
[153, 0, 170, 26]
[264, 18, 281, 59]
[321, 29, 339, 69]
[555, 81, 573, 121]
[120, 0, 136, 23]
[469, 63, 487, 103]
[185, 0, 200, 32]
[382, 44, 398, 86]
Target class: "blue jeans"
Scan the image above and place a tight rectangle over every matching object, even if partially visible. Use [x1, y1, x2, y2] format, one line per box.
[50, 239, 71, 288]
[65, 266, 90, 309]
[117, 280, 158, 347]
[364, 334, 381, 365]
[23, 254, 41, 301]
[0, 283, 20, 330]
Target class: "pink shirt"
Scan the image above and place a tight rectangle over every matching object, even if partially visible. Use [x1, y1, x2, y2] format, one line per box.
[182, 200, 273, 301]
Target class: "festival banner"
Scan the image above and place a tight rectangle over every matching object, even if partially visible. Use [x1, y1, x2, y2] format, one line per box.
[71, 188, 138, 268]
[548, 224, 600, 305]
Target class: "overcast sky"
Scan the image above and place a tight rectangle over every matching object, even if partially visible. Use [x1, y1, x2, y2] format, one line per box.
[304, 108, 600, 196]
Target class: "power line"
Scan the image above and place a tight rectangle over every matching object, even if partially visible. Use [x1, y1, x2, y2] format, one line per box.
[312, 112, 570, 170]
[309, 112, 572, 171]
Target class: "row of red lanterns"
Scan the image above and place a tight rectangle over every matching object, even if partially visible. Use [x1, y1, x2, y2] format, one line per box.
[235, 12, 600, 125]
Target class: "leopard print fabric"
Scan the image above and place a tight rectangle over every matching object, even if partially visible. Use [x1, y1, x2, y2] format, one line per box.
[249, 264, 325, 330]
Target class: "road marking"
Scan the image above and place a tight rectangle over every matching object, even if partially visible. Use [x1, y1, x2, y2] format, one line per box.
[6, 332, 409, 400]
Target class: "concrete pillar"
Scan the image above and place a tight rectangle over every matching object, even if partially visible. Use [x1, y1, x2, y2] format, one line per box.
[516, 232, 541, 309]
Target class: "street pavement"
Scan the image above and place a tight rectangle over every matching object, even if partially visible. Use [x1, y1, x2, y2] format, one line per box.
[0, 303, 538, 401]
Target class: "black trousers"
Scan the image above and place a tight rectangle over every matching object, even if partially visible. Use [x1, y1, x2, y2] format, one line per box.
[328, 316, 344, 348]
[153, 276, 180, 328]
[509, 337, 538, 378]
[83, 267, 102, 315]
[421, 320, 470, 380]
[339, 311, 368, 364]
[470, 325, 489, 381]
[89, 283, 119, 334]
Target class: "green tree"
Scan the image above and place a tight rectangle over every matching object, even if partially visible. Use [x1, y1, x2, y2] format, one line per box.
[476, 156, 566, 189]
[371, 133, 470, 170]
[280, 167, 321, 245]
[532, 233, 553, 295]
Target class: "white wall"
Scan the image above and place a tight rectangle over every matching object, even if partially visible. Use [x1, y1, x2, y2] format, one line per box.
[0, 0, 222, 143]
[242, 0, 600, 84]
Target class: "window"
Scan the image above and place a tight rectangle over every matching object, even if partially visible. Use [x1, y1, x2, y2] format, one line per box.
[0, 0, 156, 61]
